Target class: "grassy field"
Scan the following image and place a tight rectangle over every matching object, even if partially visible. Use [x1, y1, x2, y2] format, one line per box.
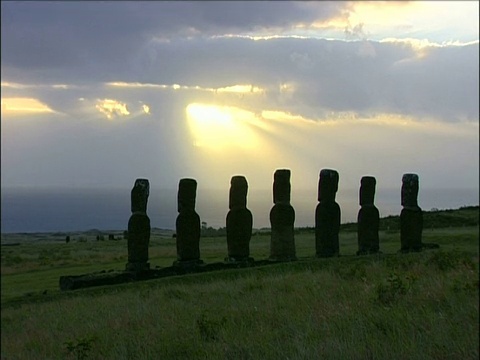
[1, 209, 478, 359]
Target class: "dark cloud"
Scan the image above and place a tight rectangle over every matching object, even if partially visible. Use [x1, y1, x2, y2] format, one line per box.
[1, 1, 345, 72]
[385, 44, 479, 121]
[133, 37, 478, 122]
[2, 2, 478, 123]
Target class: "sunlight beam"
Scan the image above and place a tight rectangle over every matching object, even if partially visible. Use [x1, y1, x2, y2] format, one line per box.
[1, 97, 56, 115]
[186, 103, 263, 151]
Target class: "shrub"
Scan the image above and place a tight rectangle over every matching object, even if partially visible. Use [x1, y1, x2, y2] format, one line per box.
[426, 250, 475, 271]
[196, 312, 227, 341]
[4, 255, 23, 265]
[451, 279, 479, 293]
[337, 263, 367, 281]
[375, 272, 417, 305]
[64, 335, 97, 360]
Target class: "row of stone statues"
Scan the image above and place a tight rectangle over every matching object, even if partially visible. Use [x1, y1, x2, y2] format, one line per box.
[125, 170, 425, 272]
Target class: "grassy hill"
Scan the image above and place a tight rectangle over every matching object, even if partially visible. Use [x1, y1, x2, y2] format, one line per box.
[1, 206, 478, 359]
[340, 205, 479, 232]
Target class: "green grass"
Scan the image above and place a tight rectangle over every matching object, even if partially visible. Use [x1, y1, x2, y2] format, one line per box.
[1, 223, 478, 359]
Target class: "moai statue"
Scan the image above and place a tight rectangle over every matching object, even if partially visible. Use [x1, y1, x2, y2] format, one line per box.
[126, 178, 151, 272]
[315, 169, 341, 257]
[174, 178, 203, 266]
[269, 169, 296, 261]
[226, 176, 254, 263]
[357, 176, 380, 255]
[400, 173, 423, 252]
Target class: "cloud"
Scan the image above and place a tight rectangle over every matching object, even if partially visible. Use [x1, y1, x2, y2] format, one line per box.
[3, 33, 478, 125]
[344, 22, 368, 41]
[1, 82, 80, 90]
[0, 2, 347, 74]
[217, 85, 264, 94]
[2, 2, 476, 80]
[95, 99, 130, 119]
[106, 82, 169, 89]
[2, 2, 477, 125]
[1, 97, 57, 115]
[108, 36, 480, 124]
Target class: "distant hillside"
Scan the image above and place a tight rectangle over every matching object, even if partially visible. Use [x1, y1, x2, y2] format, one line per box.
[200, 206, 479, 237]
[340, 205, 479, 232]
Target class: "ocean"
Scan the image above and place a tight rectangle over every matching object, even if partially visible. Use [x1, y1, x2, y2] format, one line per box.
[1, 187, 478, 233]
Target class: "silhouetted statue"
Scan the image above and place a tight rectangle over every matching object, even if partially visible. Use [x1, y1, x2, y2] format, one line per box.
[400, 173, 421, 252]
[126, 178, 151, 272]
[316, 169, 341, 257]
[269, 169, 296, 261]
[357, 176, 380, 255]
[174, 178, 203, 266]
[226, 176, 254, 263]
[399, 173, 437, 252]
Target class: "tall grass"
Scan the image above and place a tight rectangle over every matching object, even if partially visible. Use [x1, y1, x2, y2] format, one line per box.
[1, 251, 478, 359]
[1, 226, 478, 359]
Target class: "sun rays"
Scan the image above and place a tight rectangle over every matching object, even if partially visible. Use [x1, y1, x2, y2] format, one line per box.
[186, 103, 262, 151]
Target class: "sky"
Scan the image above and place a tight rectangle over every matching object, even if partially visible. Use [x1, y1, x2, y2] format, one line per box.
[1, 1, 479, 227]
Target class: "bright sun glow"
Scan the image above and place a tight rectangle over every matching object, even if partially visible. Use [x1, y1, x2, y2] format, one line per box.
[186, 103, 261, 151]
[1, 97, 55, 115]
[217, 85, 264, 94]
[95, 99, 130, 119]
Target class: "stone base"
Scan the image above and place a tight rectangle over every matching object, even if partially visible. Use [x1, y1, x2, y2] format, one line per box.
[399, 247, 423, 254]
[172, 259, 204, 268]
[316, 251, 339, 258]
[61, 259, 273, 291]
[268, 255, 297, 262]
[224, 256, 254, 265]
[125, 262, 150, 272]
[356, 249, 382, 256]
[422, 242, 440, 249]
[399, 242, 440, 253]
[60, 271, 135, 291]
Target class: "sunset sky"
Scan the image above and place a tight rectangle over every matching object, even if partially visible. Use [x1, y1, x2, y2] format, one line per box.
[1, 1, 479, 228]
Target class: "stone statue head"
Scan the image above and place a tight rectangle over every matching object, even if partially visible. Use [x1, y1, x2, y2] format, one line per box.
[401, 173, 419, 208]
[229, 175, 248, 210]
[131, 178, 149, 213]
[178, 178, 197, 212]
[360, 176, 376, 206]
[273, 169, 291, 204]
[318, 169, 339, 203]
